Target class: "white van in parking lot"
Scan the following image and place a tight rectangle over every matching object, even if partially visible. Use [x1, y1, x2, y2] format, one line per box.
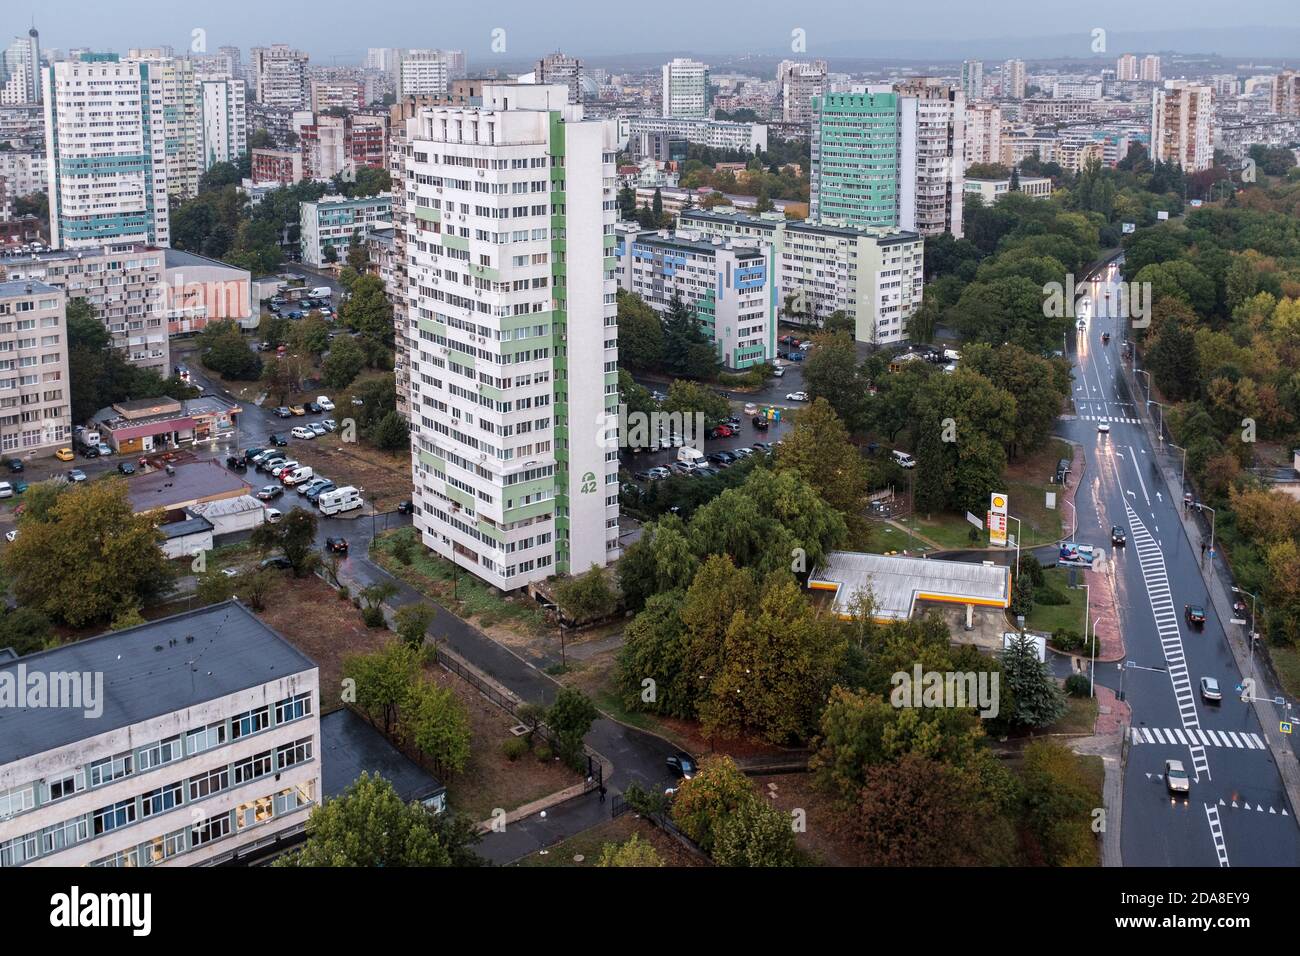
[891, 450, 916, 468]
[318, 485, 363, 516]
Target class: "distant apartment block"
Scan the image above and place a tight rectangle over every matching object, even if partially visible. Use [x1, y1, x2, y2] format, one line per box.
[661, 58, 709, 117]
[779, 59, 828, 124]
[1001, 59, 1026, 99]
[1151, 81, 1214, 172]
[895, 78, 965, 238]
[1271, 70, 1300, 117]
[0, 244, 169, 373]
[961, 60, 984, 101]
[625, 115, 766, 154]
[397, 50, 460, 100]
[0, 149, 46, 196]
[0, 601, 321, 868]
[615, 224, 772, 370]
[677, 208, 925, 347]
[251, 45, 309, 109]
[0, 279, 71, 452]
[250, 148, 304, 186]
[1140, 55, 1162, 83]
[1116, 54, 1138, 82]
[0, 29, 40, 105]
[163, 249, 254, 335]
[127, 52, 201, 201]
[299, 193, 393, 266]
[299, 113, 387, 181]
[964, 175, 1053, 203]
[535, 52, 584, 104]
[310, 78, 365, 113]
[199, 78, 248, 171]
[964, 102, 1003, 168]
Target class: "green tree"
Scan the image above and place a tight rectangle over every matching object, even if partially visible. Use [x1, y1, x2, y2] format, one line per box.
[597, 833, 663, 867]
[553, 565, 618, 625]
[394, 602, 436, 648]
[800, 333, 865, 428]
[615, 290, 665, 370]
[1020, 740, 1099, 865]
[321, 334, 366, 390]
[369, 410, 410, 452]
[251, 507, 320, 577]
[1001, 633, 1068, 729]
[409, 680, 472, 778]
[670, 755, 754, 853]
[546, 687, 599, 765]
[713, 793, 798, 866]
[344, 640, 421, 737]
[0, 607, 54, 656]
[342, 274, 394, 345]
[774, 397, 868, 539]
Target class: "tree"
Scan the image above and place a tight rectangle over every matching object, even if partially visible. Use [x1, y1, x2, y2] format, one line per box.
[251, 507, 319, 577]
[0, 607, 54, 656]
[369, 410, 410, 452]
[617, 590, 691, 716]
[670, 756, 754, 853]
[321, 334, 366, 390]
[409, 680, 472, 778]
[276, 773, 454, 867]
[546, 687, 598, 765]
[342, 274, 394, 346]
[615, 290, 665, 370]
[343, 640, 421, 737]
[774, 397, 868, 538]
[1020, 740, 1098, 865]
[712, 793, 798, 866]
[3, 480, 173, 627]
[239, 568, 274, 612]
[199, 320, 263, 380]
[801, 333, 866, 428]
[394, 602, 437, 648]
[597, 833, 663, 867]
[661, 378, 728, 426]
[553, 565, 618, 625]
[1001, 633, 1067, 730]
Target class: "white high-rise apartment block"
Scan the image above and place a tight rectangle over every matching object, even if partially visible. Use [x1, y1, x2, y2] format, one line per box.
[402, 83, 621, 590]
[0, 29, 40, 105]
[1116, 54, 1138, 82]
[961, 60, 984, 101]
[127, 52, 201, 201]
[251, 45, 309, 109]
[397, 50, 455, 99]
[778, 59, 828, 124]
[896, 78, 965, 238]
[200, 78, 248, 170]
[661, 58, 709, 117]
[535, 52, 583, 104]
[42, 56, 171, 249]
[1140, 55, 1162, 83]
[1001, 59, 1026, 99]
[963, 102, 1002, 169]
[1151, 80, 1213, 172]
[1271, 70, 1300, 117]
[366, 48, 399, 73]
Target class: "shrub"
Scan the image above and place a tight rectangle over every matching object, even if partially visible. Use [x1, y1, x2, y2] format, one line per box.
[391, 535, 414, 566]
[502, 737, 529, 761]
[534, 744, 553, 762]
[338, 585, 350, 601]
[1064, 673, 1091, 697]
[1051, 628, 1083, 651]
[362, 606, 386, 628]
[1034, 586, 1068, 606]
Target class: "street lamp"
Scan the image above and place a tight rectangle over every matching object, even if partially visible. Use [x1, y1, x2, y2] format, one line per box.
[1232, 586, 1260, 678]
[1196, 503, 1216, 567]
[1074, 582, 1090, 664]
[1134, 368, 1152, 404]
[1062, 498, 1077, 541]
[1089, 616, 1110, 698]
[1007, 514, 1022, 578]
[1169, 442, 1188, 492]
[1147, 399, 1165, 444]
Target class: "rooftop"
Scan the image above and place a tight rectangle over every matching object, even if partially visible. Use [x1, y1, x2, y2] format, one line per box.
[0, 600, 316, 765]
[127, 459, 251, 513]
[0, 278, 59, 297]
[163, 248, 251, 274]
[809, 550, 1011, 622]
[320, 709, 446, 805]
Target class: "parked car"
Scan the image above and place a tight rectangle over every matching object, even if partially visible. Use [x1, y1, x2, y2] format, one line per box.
[96, 444, 112, 457]
[274, 407, 292, 419]
[320, 419, 337, 432]
[305, 401, 322, 414]
[305, 482, 336, 504]
[270, 461, 300, 479]
[299, 477, 330, 497]
[752, 416, 769, 430]
[1185, 604, 1206, 629]
[12, 480, 26, 494]
[786, 391, 809, 402]
[1165, 759, 1190, 796]
[325, 537, 349, 554]
[743, 402, 758, 416]
[66, 469, 87, 483]
[707, 451, 736, 467]
[257, 485, 284, 501]
[269, 433, 288, 446]
[224, 456, 245, 472]
[55, 447, 74, 462]
[666, 753, 697, 780]
[644, 466, 671, 480]
[80, 446, 100, 459]
[772, 366, 786, 377]
[258, 555, 292, 570]
[4, 530, 16, 542]
[243, 447, 266, 463]
[1200, 676, 1222, 703]
[0, 482, 11, 498]
[5, 459, 22, 473]
[317, 396, 335, 411]
[309, 422, 327, 436]
[289, 405, 306, 416]
[291, 426, 316, 440]
[707, 425, 733, 440]
[118, 462, 137, 476]
[732, 447, 754, 459]
[397, 500, 415, 515]
[752, 441, 772, 453]
[1111, 526, 1126, 547]
[264, 508, 282, 523]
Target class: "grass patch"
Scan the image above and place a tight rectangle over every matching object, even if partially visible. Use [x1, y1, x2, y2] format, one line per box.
[1045, 695, 1099, 735]
[1024, 567, 1087, 635]
[912, 511, 982, 551]
[512, 815, 702, 868]
[370, 527, 547, 635]
[1268, 644, 1300, 700]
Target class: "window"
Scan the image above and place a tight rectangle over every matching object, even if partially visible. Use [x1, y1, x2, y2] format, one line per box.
[275, 692, 312, 725]
[141, 781, 183, 817]
[231, 706, 270, 739]
[188, 767, 229, 801]
[190, 813, 232, 847]
[46, 772, 84, 803]
[89, 752, 134, 787]
[186, 721, 226, 755]
[137, 735, 181, 772]
[277, 737, 314, 770]
[232, 750, 273, 786]
[92, 798, 137, 835]
[0, 783, 35, 818]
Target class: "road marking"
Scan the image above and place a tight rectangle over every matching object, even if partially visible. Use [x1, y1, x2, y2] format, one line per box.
[1204, 804, 1230, 867]
[1130, 728, 1266, 749]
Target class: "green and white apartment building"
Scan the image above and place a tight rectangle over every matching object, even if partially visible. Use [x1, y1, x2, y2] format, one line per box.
[400, 82, 621, 590]
[676, 208, 924, 347]
[614, 222, 774, 369]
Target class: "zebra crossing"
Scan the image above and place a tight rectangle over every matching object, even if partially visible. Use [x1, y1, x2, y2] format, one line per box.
[1079, 414, 1141, 424]
[1131, 726, 1267, 749]
[1204, 805, 1230, 867]
[1125, 501, 1211, 779]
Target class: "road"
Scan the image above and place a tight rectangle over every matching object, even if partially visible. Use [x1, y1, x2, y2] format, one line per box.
[1068, 259, 1300, 866]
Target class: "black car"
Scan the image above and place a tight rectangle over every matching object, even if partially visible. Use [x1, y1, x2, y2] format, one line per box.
[707, 451, 735, 467]
[117, 462, 137, 476]
[243, 447, 266, 463]
[305, 482, 336, 503]
[1101, 332, 1111, 344]
[269, 434, 288, 447]
[80, 446, 100, 459]
[325, 536, 349, 554]
[396, 500, 415, 515]
[258, 555, 292, 570]
[5, 459, 22, 473]
[1111, 525, 1126, 547]
[305, 401, 322, 414]
[225, 455, 246, 472]
[274, 407, 292, 419]
[1185, 604, 1206, 629]
[752, 416, 769, 430]
[666, 753, 697, 780]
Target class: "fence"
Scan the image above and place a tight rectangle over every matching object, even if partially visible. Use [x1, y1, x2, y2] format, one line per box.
[609, 795, 711, 863]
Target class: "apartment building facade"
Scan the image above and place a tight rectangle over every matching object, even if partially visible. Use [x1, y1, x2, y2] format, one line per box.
[251, 45, 309, 109]
[535, 53, 583, 104]
[0, 279, 71, 453]
[677, 208, 924, 347]
[779, 59, 828, 124]
[299, 114, 387, 181]
[1151, 81, 1214, 172]
[661, 58, 709, 118]
[299, 193, 393, 267]
[1001, 59, 1026, 99]
[0, 149, 46, 197]
[0, 29, 41, 105]
[961, 60, 984, 101]
[0, 602, 320, 868]
[895, 78, 965, 238]
[397, 51, 454, 100]
[615, 224, 772, 369]
[42, 55, 171, 250]
[964, 102, 1003, 168]
[810, 90, 903, 230]
[402, 83, 620, 591]
[250, 147, 304, 185]
[127, 52, 201, 201]
[625, 115, 766, 153]
[310, 78, 366, 113]
[0, 244, 169, 373]
[199, 78, 248, 171]
[1271, 70, 1300, 117]
[1116, 55, 1138, 82]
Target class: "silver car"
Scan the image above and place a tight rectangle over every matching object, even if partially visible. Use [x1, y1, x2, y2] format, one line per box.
[1200, 676, 1221, 703]
[1165, 759, 1190, 796]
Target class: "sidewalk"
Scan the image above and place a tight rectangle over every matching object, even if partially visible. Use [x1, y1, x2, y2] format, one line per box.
[1057, 438, 1126, 662]
[1070, 682, 1128, 867]
[1121, 352, 1300, 822]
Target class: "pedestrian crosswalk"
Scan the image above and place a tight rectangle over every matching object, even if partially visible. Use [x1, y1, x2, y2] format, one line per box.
[1204, 804, 1230, 867]
[1079, 414, 1141, 424]
[1132, 726, 1267, 749]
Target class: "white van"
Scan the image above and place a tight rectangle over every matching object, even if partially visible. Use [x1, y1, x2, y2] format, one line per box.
[282, 466, 314, 487]
[676, 446, 705, 470]
[891, 450, 917, 469]
[310, 286, 332, 299]
[319, 485, 363, 516]
[943, 348, 961, 362]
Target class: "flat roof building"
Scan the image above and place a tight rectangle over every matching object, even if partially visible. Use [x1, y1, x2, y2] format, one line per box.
[809, 550, 1011, 623]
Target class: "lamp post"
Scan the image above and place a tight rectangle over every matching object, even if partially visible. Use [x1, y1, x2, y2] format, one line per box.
[1063, 498, 1077, 541]
[1196, 503, 1216, 567]
[1134, 368, 1152, 404]
[1169, 442, 1188, 492]
[1232, 586, 1259, 678]
[1007, 515, 1022, 579]
[1147, 399, 1165, 445]
[1089, 616, 1110, 699]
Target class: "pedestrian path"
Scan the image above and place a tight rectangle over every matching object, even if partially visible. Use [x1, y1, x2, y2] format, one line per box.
[1131, 726, 1267, 749]
[1204, 804, 1230, 867]
[1079, 414, 1141, 424]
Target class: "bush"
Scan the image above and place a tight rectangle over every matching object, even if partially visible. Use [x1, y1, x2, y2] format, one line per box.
[1034, 586, 1069, 606]
[391, 535, 414, 566]
[502, 737, 529, 761]
[361, 606, 387, 628]
[1051, 628, 1083, 651]
[338, 585, 350, 601]
[534, 744, 553, 762]
[1064, 673, 1091, 697]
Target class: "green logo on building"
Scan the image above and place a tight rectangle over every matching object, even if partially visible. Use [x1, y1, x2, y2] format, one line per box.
[580, 471, 597, 494]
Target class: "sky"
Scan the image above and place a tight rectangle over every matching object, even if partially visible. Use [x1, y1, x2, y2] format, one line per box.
[12, 0, 1300, 64]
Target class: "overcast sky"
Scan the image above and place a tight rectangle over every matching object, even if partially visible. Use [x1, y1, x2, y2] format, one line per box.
[12, 0, 1300, 63]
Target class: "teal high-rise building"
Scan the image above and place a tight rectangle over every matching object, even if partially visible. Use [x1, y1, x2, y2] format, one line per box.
[809, 90, 903, 230]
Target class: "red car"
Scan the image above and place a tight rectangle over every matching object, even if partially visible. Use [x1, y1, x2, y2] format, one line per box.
[708, 424, 733, 439]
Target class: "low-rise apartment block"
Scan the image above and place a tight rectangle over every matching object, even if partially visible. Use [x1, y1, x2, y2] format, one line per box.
[0, 279, 71, 453]
[299, 192, 393, 267]
[625, 115, 767, 154]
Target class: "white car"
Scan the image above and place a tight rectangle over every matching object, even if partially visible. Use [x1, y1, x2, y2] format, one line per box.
[291, 426, 316, 440]
[786, 391, 809, 402]
[0, 482, 11, 499]
[1097, 422, 1110, 434]
[4, 529, 16, 542]
[743, 403, 758, 415]
[264, 508, 282, 523]
[772, 366, 786, 377]
[220, 567, 239, 578]
[317, 396, 335, 411]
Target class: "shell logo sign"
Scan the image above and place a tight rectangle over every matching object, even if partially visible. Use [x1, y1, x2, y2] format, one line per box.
[988, 493, 1009, 547]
